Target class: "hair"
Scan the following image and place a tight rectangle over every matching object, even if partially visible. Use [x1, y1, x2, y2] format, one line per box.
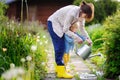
[80, 1, 94, 22]
[70, 22, 79, 31]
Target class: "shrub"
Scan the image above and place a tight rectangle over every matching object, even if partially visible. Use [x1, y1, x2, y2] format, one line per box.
[0, 20, 49, 80]
[87, 24, 106, 67]
[88, 24, 104, 52]
[0, 2, 7, 17]
[73, 0, 118, 24]
[103, 10, 120, 79]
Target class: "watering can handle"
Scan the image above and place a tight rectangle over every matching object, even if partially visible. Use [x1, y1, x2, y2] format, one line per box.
[75, 42, 92, 50]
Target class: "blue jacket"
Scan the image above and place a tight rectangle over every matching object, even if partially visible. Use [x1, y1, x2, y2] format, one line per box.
[64, 33, 86, 53]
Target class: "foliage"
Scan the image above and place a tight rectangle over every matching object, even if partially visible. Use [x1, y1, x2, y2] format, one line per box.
[0, 2, 8, 24]
[0, 19, 49, 79]
[0, 2, 7, 17]
[88, 24, 104, 52]
[0, 2, 49, 80]
[87, 24, 106, 67]
[102, 10, 120, 79]
[73, 0, 118, 25]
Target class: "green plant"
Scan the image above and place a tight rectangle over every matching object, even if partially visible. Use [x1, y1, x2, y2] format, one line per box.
[86, 24, 106, 70]
[103, 10, 120, 79]
[0, 2, 7, 17]
[88, 25, 104, 52]
[0, 2, 49, 79]
[0, 20, 49, 79]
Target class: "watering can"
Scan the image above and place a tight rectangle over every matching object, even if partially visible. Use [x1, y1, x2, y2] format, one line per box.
[75, 44, 91, 60]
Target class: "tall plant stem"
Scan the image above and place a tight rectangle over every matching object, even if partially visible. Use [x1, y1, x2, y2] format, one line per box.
[25, 0, 29, 21]
[21, 0, 23, 22]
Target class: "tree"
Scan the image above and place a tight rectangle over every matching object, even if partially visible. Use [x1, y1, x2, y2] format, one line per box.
[73, 0, 118, 24]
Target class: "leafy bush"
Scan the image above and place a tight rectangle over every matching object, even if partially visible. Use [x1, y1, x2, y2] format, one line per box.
[0, 19, 49, 79]
[73, 0, 118, 24]
[103, 10, 120, 79]
[0, 2, 49, 80]
[88, 24, 104, 52]
[87, 24, 106, 67]
[0, 2, 7, 17]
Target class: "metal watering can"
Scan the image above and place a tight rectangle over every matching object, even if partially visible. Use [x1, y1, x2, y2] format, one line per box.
[75, 44, 91, 60]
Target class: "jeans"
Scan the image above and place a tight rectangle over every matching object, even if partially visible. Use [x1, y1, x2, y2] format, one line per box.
[47, 21, 64, 65]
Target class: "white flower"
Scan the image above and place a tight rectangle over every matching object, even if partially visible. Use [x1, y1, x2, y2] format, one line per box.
[45, 49, 48, 52]
[92, 69, 96, 72]
[10, 63, 15, 69]
[17, 67, 25, 75]
[2, 67, 25, 80]
[31, 45, 37, 52]
[28, 33, 31, 37]
[37, 36, 40, 39]
[21, 58, 25, 63]
[43, 35, 46, 38]
[7, 22, 9, 25]
[45, 40, 48, 44]
[11, 20, 14, 24]
[36, 39, 40, 42]
[76, 72, 79, 75]
[18, 23, 21, 26]
[39, 42, 43, 45]
[2, 48, 7, 52]
[41, 62, 45, 66]
[26, 56, 32, 61]
[16, 77, 23, 80]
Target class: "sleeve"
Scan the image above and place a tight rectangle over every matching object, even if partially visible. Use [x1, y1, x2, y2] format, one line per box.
[79, 19, 90, 40]
[63, 10, 82, 42]
[65, 34, 74, 43]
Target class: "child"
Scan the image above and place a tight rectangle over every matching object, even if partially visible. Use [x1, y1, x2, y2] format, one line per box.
[63, 21, 87, 67]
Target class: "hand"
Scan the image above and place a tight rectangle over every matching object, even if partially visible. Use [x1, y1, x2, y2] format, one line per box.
[86, 38, 92, 46]
[77, 38, 83, 44]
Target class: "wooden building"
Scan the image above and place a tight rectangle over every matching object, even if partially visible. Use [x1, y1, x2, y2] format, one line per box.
[6, 0, 74, 25]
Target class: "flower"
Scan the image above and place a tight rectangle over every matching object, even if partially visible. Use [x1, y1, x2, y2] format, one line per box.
[40, 42, 43, 45]
[26, 56, 32, 61]
[36, 38, 40, 42]
[45, 40, 48, 44]
[28, 33, 31, 37]
[10, 63, 15, 69]
[41, 62, 45, 66]
[39, 42, 43, 45]
[2, 67, 25, 80]
[2, 48, 7, 52]
[21, 58, 25, 63]
[76, 72, 79, 75]
[11, 20, 14, 24]
[36, 36, 40, 42]
[45, 49, 48, 52]
[37, 36, 40, 39]
[31, 45, 37, 52]
[43, 35, 46, 38]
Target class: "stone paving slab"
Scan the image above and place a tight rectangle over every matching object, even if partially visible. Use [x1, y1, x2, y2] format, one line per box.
[45, 51, 93, 80]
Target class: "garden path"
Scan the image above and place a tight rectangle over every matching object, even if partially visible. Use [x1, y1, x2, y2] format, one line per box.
[45, 47, 96, 80]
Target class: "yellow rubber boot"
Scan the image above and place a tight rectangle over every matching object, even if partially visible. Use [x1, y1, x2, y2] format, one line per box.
[63, 53, 71, 72]
[63, 54, 68, 66]
[67, 54, 70, 62]
[56, 66, 73, 78]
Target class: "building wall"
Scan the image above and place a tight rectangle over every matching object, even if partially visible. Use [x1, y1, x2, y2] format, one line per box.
[6, 0, 74, 25]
